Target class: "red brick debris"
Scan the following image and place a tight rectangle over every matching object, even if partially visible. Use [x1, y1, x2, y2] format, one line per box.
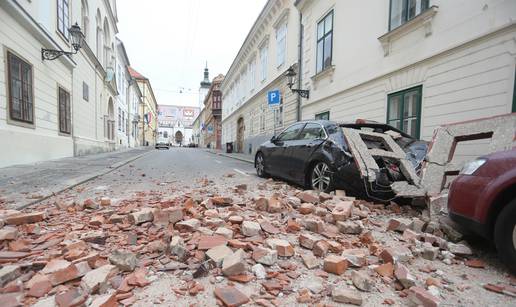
[0, 177, 514, 306]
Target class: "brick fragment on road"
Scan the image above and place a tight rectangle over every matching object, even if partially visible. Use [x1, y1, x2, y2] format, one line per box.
[299, 203, 315, 215]
[206, 245, 233, 266]
[299, 233, 318, 250]
[241, 221, 261, 237]
[213, 286, 250, 307]
[337, 220, 364, 234]
[55, 288, 88, 307]
[332, 287, 363, 305]
[323, 255, 348, 275]
[5, 212, 46, 225]
[408, 286, 441, 307]
[90, 293, 117, 307]
[252, 247, 277, 266]
[352, 270, 374, 292]
[222, 249, 247, 276]
[81, 264, 117, 294]
[109, 250, 138, 272]
[128, 208, 155, 225]
[298, 191, 319, 204]
[394, 263, 416, 289]
[0, 226, 18, 241]
[387, 218, 412, 232]
[0, 265, 21, 287]
[332, 201, 353, 222]
[175, 218, 201, 232]
[265, 238, 294, 257]
[380, 246, 412, 263]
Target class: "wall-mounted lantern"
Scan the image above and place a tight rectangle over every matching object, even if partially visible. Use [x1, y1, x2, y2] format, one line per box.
[285, 65, 309, 99]
[42, 23, 84, 61]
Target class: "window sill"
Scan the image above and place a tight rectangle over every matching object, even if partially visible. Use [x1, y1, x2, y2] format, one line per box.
[7, 118, 35, 129]
[310, 65, 335, 90]
[378, 5, 439, 56]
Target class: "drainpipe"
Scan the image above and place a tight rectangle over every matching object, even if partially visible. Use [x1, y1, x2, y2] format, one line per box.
[296, 11, 303, 122]
[142, 85, 146, 147]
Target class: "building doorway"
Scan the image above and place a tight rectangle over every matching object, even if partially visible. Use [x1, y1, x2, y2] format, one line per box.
[175, 131, 183, 146]
[236, 117, 244, 153]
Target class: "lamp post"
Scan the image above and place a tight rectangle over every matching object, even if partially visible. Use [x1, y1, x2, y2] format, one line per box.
[42, 23, 85, 61]
[285, 65, 309, 99]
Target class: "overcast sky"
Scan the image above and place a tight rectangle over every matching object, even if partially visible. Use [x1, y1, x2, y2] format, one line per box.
[117, 0, 267, 108]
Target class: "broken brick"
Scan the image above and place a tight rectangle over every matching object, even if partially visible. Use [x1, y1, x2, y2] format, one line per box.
[5, 212, 46, 225]
[323, 255, 348, 275]
[241, 221, 261, 237]
[0, 265, 21, 287]
[332, 287, 363, 305]
[214, 286, 250, 307]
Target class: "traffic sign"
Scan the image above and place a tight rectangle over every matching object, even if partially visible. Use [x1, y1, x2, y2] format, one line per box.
[267, 90, 281, 108]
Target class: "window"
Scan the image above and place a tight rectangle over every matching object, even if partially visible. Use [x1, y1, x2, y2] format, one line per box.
[7, 52, 33, 124]
[122, 111, 125, 132]
[260, 45, 268, 81]
[274, 105, 283, 128]
[260, 105, 266, 132]
[389, 0, 430, 30]
[315, 111, 330, 121]
[248, 59, 255, 91]
[276, 23, 287, 67]
[387, 86, 422, 138]
[58, 87, 71, 134]
[83, 82, 89, 101]
[300, 123, 325, 140]
[118, 107, 122, 131]
[316, 11, 333, 73]
[277, 123, 304, 141]
[57, 0, 70, 39]
[81, 0, 89, 39]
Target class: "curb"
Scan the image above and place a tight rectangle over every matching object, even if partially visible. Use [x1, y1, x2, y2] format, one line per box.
[206, 150, 254, 164]
[16, 149, 152, 210]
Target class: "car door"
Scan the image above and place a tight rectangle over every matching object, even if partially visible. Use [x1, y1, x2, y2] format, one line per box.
[288, 123, 327, 181]
[267, 123, 305, 177]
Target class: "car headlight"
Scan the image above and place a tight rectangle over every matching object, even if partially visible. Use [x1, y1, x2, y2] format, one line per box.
[460, 158, 487, 175]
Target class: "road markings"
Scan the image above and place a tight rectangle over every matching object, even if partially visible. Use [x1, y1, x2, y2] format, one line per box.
[233, 168, 249, 177]
[215, 160, 222, 164]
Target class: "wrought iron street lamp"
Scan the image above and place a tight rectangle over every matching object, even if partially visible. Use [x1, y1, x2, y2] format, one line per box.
[42, 23, 85, 61]
[285, 65, 309, 99]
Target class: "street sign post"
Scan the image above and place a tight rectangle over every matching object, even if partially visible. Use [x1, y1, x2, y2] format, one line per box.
[267, 90, 281, 108]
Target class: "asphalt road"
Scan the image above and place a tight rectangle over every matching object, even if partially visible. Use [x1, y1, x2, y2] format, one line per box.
[55, 148, 263, 203]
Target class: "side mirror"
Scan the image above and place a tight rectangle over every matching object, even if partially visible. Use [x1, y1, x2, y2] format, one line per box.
[271, 136, 277, 143]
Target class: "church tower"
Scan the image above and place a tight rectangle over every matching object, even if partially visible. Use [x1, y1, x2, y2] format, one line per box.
[199, 63, 211, 110]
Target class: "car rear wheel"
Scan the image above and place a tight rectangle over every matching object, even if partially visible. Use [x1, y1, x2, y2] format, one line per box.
[310, 162, 333, 193]
[255, 153, 268, 178]
[494, 198, 516, 275]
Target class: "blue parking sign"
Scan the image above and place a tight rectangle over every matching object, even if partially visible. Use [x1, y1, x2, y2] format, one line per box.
[267, 90, 281, 107]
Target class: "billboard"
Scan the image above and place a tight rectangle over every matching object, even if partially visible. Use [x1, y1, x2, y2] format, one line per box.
[158, 105, 200, 128]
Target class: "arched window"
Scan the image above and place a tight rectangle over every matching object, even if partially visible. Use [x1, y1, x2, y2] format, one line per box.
[96, 9, 102, 63]
[81, 0, 89, 40]
[103, 18, 111, 68]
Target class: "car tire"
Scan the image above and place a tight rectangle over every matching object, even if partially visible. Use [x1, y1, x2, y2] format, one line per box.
[255, 152, 268, 178]
[494, 198, 516, 275]
[310, 161, 333, 193]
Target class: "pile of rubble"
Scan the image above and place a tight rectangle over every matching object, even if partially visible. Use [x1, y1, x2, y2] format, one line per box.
[0, 178, 514, 307]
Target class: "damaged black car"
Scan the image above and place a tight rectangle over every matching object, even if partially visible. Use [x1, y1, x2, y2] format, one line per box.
[254, 120, 428, 202]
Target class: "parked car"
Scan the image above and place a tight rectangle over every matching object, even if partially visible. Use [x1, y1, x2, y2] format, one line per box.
[254, 120, 427, 202]
[155, 137, 170, 150]
[448, 149, 516, 274]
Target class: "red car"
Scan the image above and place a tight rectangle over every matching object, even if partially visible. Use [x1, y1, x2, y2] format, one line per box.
[448, 148, 516, 274]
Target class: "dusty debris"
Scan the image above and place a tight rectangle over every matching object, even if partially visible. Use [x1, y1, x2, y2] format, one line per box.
[0, 172, 511, 306]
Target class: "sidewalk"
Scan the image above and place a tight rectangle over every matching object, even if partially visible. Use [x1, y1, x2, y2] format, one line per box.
[0, 147, 152, 210]
[205, 149, 254, 164]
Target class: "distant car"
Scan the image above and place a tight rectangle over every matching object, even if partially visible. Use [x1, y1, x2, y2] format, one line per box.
[254, 120, 427, 202]
[448, 149, 516, 274]
[155, 137, 170, 150]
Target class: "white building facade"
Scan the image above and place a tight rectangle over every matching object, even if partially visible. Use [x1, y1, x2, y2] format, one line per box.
[0, 0, 144, 168]
[221, 0, 301, 155]
[222, 0, 516, 161]
[296, 0, 516, 159]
